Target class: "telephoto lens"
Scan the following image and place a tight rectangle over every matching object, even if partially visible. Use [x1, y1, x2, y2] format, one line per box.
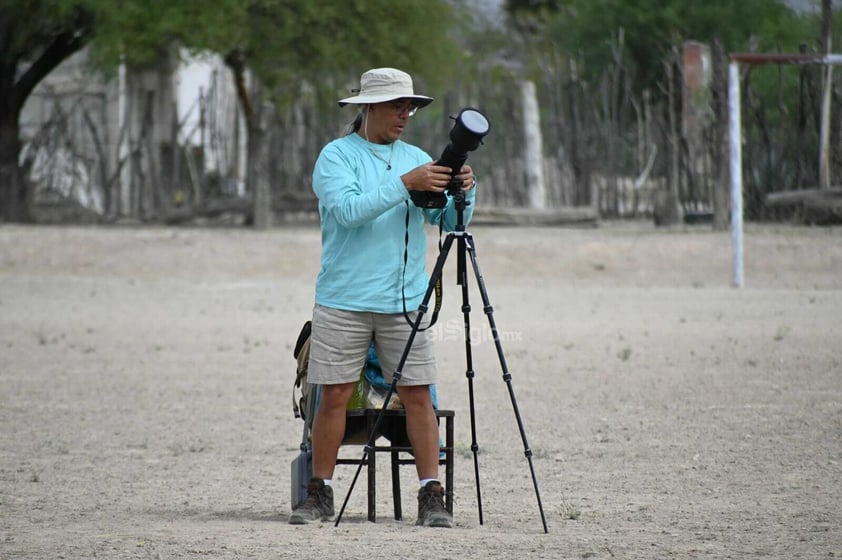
[410, 108, 490, 208]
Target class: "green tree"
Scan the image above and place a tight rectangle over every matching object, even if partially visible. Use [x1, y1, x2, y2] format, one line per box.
[0, 0, 459, 223]
[204, 0, 459, 228]
[506, 0, 814, 91]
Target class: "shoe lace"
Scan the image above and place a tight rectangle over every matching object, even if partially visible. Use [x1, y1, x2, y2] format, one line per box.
[419, 487, 447, 513]
[298, 485, 328, 510]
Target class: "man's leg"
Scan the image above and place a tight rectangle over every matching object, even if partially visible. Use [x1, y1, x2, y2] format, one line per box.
[290, 305, 372, 524]
[398, 384, 452, 528]
[372, 312, 450, 527]
[396, 384, 439, 479]
[311, 382, 356, 480]
[289, 382, 355, 525]
[289, 382, 356, 524]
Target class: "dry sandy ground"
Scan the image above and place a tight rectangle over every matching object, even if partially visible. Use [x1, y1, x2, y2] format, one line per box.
[1, 221, 840, 559]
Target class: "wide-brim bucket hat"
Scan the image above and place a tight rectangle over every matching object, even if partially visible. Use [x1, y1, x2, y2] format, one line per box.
[338, 67, 433, 108]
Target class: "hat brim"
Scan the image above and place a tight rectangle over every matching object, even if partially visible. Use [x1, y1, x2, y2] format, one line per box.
[338, 93, 434, 108]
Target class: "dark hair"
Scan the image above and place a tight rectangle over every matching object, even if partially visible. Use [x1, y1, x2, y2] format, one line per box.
[347, 109, 364, 135]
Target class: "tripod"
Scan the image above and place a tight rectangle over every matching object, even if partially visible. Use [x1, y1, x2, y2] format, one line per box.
[335, 187, 548, 533]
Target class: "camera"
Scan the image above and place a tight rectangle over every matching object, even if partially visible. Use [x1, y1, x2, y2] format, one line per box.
[411, 108, 490, 208]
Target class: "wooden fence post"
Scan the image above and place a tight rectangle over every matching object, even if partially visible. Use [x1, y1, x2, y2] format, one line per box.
[521, 80, 546, 209]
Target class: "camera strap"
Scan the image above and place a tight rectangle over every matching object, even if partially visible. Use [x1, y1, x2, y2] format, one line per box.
[401, 201, 442, 330]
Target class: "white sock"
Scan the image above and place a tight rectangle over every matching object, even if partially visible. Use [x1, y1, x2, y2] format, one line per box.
[419, 478, 440, 488]
[322, 479, 333, 487]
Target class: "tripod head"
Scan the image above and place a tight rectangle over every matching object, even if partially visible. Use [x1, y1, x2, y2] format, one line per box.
[448, 178, 470, 232]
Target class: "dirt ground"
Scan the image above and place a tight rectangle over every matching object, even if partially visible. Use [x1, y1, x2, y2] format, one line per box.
[1, 221, 840, 559]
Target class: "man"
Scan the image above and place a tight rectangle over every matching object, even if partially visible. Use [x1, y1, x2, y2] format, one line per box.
[289, 67, 477, 527]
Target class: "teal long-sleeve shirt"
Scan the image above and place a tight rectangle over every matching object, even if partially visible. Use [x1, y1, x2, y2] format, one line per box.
[313, 132, 476, 313]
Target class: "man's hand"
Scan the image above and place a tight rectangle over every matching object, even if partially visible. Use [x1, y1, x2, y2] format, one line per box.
[401, 163, 476, 193]
[454, 165, 475, 191]
[401, 163, 452, 193]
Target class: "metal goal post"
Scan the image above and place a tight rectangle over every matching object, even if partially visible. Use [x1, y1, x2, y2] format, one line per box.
[729, 52, 842, 287]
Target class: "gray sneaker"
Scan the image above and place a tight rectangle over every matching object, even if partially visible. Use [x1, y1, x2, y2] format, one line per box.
[416, 481, 453, 528]
[289, 478, 334, 524]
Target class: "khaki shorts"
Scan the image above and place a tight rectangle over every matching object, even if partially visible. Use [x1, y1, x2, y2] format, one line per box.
[308, 304, 437, 386]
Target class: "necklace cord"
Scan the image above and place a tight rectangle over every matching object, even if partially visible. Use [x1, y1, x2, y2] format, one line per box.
[369, 142, 395, 170]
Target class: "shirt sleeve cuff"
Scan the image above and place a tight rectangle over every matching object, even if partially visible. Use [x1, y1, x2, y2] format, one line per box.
[392, 177, 411, 201]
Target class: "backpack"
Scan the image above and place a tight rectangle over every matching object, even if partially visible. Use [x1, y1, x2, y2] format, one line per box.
[290, 320, 390, 419]
[290, 320, 375, 419]
[292, 321, 312, 420]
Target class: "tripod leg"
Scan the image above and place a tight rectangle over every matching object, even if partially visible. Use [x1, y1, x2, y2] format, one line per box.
[334, 233, 457, 526]
[456, 235, 484, 525]
[464, 233, 549, 534]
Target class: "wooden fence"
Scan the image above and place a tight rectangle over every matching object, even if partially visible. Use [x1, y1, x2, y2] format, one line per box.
[19, 42, 842, 225]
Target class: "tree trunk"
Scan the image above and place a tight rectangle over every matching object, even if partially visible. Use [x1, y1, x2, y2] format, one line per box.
[0, 19, 92, 222]
[566, 70, 591, 206]
[249, 103, 274, 230]
[0, 114, 28, 222]
[818, 0, 833, 189]
[656, 51, 683, 226]
[226, 50, 271, 229]
[711, 38, 730, 231]
[521, 80, 546, 209]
